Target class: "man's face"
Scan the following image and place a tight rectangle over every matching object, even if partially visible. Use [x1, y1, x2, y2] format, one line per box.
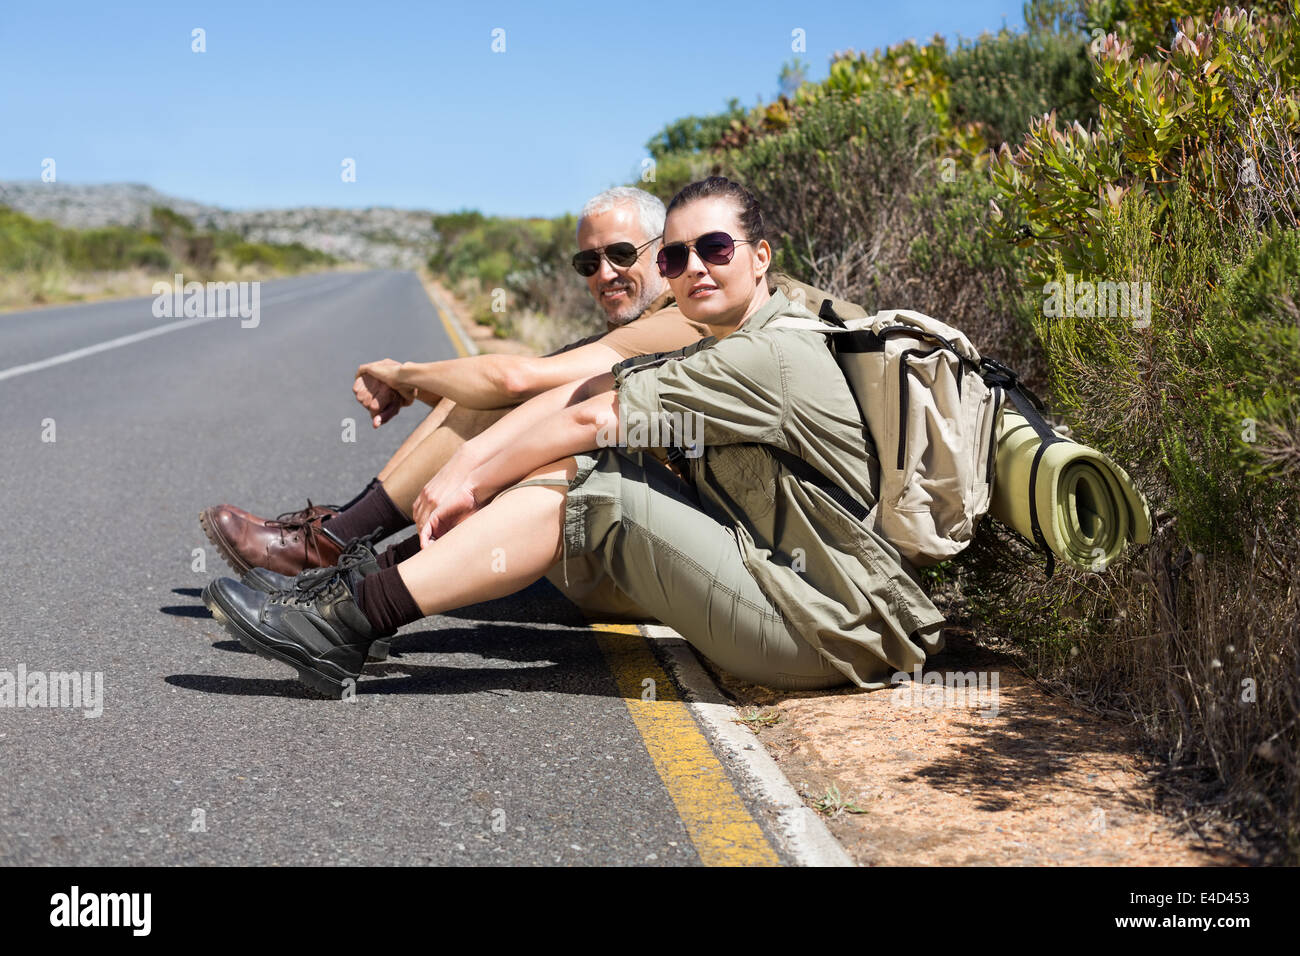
[576, 204, 666, 326]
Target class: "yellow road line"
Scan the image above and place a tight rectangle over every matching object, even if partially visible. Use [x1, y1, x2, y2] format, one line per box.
[418, 274, 470, 358]
[592, 623, 781, 867]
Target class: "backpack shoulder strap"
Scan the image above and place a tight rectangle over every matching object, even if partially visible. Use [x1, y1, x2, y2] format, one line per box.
[768, 446, 870, 523]
[766, 316, 837, 333]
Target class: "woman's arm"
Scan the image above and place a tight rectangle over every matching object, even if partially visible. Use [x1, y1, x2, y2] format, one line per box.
[459, 371, 614, 472]
[466, 389, 617, 500]
[414, 372, 615, 542]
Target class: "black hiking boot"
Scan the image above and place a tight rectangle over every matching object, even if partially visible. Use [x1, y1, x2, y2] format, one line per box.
[238, 532, 393, 661]
[203, 560, 385, 699]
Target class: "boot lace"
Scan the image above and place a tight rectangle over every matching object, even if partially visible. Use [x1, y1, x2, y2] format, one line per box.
[267, 530, 383, 607]
[266, 499, 340, 533]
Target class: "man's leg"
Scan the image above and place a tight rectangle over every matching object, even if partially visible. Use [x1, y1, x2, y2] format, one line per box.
[376, 398, 457, 483]
[368, 404, 511, 518]
[200, 402, 512, 576]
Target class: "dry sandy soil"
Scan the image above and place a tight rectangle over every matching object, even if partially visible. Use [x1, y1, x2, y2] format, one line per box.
[706, 630, 1246, 866]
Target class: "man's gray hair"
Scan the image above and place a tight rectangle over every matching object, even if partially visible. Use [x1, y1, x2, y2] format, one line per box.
[577, 187, 665, 244]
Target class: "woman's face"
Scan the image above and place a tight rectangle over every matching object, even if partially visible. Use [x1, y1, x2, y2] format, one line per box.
[660, 196, 770, 329]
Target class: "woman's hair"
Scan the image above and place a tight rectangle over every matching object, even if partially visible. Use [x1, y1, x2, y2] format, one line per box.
[666, 176, 765, 242]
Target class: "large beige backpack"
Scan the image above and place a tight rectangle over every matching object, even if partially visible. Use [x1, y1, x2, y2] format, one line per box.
[767, 277, 1011, 567]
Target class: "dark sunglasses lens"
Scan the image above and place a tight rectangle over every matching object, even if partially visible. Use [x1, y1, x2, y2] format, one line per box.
[697, 232, 735, 264]
[603, 242, 639, 268]
[657, 245, 688, 278]
[572, 252, 600, 277]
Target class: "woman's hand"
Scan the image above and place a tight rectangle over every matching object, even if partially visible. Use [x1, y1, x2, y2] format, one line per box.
[413, 455, 481, 547]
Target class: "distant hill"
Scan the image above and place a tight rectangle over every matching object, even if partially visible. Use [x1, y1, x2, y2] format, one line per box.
[0, 181, 437, 269]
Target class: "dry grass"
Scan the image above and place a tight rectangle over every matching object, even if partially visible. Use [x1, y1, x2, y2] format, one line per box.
[953, 519, 1300, 863]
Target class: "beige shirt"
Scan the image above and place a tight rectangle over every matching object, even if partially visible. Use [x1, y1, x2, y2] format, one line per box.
[548, 290, 710, 360]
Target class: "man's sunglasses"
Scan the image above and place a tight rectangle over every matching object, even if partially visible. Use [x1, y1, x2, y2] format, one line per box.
[656, 231, 753, 279]
[571, 236, 660, 277]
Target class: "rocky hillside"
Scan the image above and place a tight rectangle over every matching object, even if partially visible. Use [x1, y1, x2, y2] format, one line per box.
[0, 181, 437, 269]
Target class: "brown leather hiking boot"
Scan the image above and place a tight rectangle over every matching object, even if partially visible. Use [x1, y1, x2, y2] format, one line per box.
[200, 501, 344, 576]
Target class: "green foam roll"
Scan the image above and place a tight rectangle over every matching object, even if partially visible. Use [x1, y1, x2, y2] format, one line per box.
[990, 411, 1152, 571]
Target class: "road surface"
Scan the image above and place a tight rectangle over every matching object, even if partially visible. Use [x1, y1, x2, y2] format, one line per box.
[0, 270, 802, 866]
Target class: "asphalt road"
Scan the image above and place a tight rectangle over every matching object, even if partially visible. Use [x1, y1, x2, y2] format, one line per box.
[0, 270, 793, 866]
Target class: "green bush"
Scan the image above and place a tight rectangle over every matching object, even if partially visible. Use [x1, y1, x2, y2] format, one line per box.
[994, 5, 1300, 548]
[0, 205, 333, 280]
[946, 27, 1097, 149]
[645, 99, 747, 159]
[128, 242, 172, 271]
[722, 88, 1044, 388]
[970, 1, 1300, 859]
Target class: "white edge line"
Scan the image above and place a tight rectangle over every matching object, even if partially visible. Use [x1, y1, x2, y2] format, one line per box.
[639, 623, 856, 868]
[0, 313, 230, 382]
[0, 273, 368, 384]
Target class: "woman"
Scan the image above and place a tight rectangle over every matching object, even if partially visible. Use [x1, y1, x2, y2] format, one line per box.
[204, 177, 945, 697]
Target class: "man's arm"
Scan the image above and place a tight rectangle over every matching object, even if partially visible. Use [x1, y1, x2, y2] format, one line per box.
[386, 339, 624, 410]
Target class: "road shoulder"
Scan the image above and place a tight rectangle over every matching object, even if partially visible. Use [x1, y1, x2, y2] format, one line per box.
[702, 628, 1246, 866]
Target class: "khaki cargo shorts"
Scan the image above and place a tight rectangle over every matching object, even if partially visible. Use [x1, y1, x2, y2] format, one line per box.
[507, 448, 848, 691]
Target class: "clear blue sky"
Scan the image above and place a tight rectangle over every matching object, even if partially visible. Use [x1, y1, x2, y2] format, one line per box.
[1, 1, 1023, 217]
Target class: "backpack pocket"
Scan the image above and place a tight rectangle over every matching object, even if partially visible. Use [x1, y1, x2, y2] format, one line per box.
[878, 345, 979, 564]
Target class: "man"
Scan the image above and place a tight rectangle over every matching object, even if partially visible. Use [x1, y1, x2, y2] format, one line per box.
[200, 187, 709, 617]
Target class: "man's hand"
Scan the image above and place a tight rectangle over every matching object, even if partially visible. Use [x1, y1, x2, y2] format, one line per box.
[354, 360, 416, 428]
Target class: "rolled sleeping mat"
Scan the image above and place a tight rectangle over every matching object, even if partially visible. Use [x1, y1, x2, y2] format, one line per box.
[990, 410, 1152, 571]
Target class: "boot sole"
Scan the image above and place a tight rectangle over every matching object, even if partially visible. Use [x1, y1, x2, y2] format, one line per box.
[202, 581, 357, 700]
[199, 509, 253, 576]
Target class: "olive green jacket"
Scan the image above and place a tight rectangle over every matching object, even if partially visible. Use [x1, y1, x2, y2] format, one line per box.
[613, 289, 946, 689]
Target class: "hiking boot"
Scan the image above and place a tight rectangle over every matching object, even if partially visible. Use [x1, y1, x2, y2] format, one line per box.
[200, 501, 343, 577]
[203, 562, 382, 699]
[239, 533, 393, 662]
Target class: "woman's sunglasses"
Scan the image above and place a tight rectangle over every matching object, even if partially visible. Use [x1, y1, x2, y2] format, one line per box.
[571, 235, 660, 277]
[656, 231, 752, 279]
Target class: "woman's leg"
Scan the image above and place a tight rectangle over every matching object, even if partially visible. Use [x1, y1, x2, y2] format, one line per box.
[563, 451, 848, 691]
[393, 458, 578, 614]
[376, 398, 456, 482]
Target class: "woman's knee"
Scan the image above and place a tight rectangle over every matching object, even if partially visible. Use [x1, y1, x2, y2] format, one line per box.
[520, 457, 579, 485]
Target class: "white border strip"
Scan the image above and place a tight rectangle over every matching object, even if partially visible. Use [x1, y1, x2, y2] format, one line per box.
[639, 623, 855, 867]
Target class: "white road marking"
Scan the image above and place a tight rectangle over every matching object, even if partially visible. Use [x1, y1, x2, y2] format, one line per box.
[639, 623, 856, 867]
[0, 274, 372, 384]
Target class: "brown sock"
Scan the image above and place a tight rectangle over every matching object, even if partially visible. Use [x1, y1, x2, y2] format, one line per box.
[323, 482, 411, 545]
[337, 476, 381, 513]
[354, 564, 423, 636]
[378, 534, 422, 569]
